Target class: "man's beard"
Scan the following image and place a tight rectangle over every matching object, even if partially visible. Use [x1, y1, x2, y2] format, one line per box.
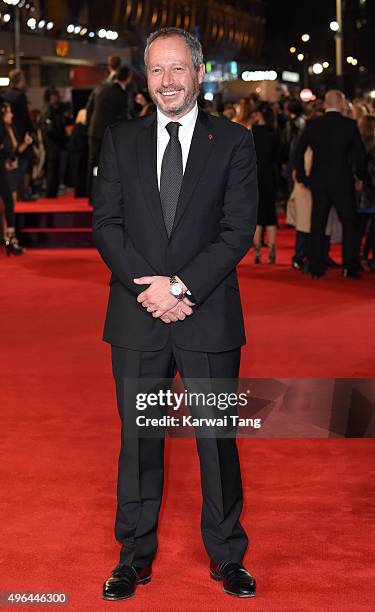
[152, 79, 200, 117]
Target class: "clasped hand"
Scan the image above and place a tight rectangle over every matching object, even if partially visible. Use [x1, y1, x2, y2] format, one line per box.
[133, 276, 194, 324]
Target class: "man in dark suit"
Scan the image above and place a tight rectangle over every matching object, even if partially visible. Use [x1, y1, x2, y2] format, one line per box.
[87, 65, 133, 203]
[295, 90, 366, 278]
[86, 55, 121, 130]
[93, 27, 258, 601]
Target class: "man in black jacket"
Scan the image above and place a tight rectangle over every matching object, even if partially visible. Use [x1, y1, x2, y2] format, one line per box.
[85, 55, 122, 129]
[93, 28, 258, 601]
[87, 65, 132, 203]
[295, 90, 366, 278]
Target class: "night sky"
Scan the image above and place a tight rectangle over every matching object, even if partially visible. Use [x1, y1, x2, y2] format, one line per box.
[264, 1, 342, 68]
[263, 0, 374, 87]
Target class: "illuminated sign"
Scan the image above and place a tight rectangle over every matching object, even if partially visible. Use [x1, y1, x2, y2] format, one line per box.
[241, 70, 277, 82]
[56, 40, 69, 57]
[282, 70, 300, 83]
[300, 88, 314, 102]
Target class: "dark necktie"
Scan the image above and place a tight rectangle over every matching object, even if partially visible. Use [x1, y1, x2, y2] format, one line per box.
[160, 121, 183, 237]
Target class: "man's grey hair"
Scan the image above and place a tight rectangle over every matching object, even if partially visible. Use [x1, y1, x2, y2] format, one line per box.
[144, 28, 204, 71]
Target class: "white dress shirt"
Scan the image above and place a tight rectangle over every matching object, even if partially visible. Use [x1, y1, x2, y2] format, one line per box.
[156, 102, 198, 190]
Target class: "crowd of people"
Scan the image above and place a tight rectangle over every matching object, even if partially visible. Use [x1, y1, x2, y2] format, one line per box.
[217, 90, 375, 277]
[0, 55, 374, 275]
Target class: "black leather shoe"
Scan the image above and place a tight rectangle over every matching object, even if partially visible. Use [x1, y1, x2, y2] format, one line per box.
[210, 560, 256, 598]
[292, 259, 305, 271]
[342, 268, 362, 278]
[102, 563, 152, 601]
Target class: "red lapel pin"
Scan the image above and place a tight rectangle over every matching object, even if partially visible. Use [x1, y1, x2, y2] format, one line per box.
[208, 133, 214, 140]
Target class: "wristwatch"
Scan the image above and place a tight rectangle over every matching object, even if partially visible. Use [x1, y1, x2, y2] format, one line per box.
[169, 275, 185, 300]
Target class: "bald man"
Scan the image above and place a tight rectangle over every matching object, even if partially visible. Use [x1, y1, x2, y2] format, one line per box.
[295, 90, 366, 278]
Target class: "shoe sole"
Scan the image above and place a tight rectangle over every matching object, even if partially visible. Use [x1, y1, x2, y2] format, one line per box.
[102, 575, 152, 600]
[223, 588, 256, 598]
[138, 576, 152, 585]
[102, 592, 135, 601]
[210, 571, 256, 598]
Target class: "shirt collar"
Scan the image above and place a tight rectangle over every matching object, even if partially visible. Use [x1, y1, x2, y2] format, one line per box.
[157, 102, 198, 135]
[325, 108, 341, 113]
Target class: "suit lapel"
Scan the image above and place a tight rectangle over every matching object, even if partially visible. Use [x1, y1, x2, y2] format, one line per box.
[137, 113, 168, 241]
[171, 110, 214, 234]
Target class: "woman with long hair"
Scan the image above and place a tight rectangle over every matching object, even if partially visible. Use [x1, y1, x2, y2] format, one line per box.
[0, 102, 32, 254]
[233, 97, 255, 129]
[134, 89, 155, 118]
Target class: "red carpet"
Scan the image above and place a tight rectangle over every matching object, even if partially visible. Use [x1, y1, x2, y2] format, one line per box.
[0, 228, 374, 610]
[15, 194, 91, 213]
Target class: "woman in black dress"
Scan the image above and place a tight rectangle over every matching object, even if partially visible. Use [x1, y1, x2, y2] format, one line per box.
[0, 102, 31, 254]
[251, 103, 280, 264]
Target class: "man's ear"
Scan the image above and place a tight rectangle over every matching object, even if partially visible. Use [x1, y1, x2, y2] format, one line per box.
[198, 64, 205, 86]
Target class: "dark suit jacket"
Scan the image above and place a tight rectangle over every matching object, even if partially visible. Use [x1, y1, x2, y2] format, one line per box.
[3, 87, 33, 140]
[92, 110, 258, 352]
[294, 111, 366, 192]
[88, 82, 130, 142]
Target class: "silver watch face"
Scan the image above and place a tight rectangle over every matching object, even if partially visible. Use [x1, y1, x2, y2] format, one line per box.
[171, 282, 183, 297]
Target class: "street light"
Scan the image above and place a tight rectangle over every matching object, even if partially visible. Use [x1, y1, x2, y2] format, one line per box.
[312, 63, 323, 75]
[301, 34, 310, 42]
[297, 53, 304, 61]
[323, 61, 329, 69]
[335, 0, 343, 88]
[330, 21, 339, 31]
[290, 46, 296, 53]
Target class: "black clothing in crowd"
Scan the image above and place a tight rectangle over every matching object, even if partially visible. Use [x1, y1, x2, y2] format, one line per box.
[358, 142, 375, 266]
[0, 124, 15, 228]
[252, 123, 280, 227]
[280, 101, 306, 194]
[295, 111, 366, 276]
[42, 98, 69, 198]
[87, 67, 132, 203]
[3, 85, 35, 200]
[3, 85, 33, 141]
[66, 122, 88, 198]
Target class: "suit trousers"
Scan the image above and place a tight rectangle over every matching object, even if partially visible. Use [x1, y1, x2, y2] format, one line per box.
[309, 187, 360, 274]
[111, 338, 248, 568]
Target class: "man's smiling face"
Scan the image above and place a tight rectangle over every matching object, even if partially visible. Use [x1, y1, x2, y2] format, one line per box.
[146, 35, 205, 119]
